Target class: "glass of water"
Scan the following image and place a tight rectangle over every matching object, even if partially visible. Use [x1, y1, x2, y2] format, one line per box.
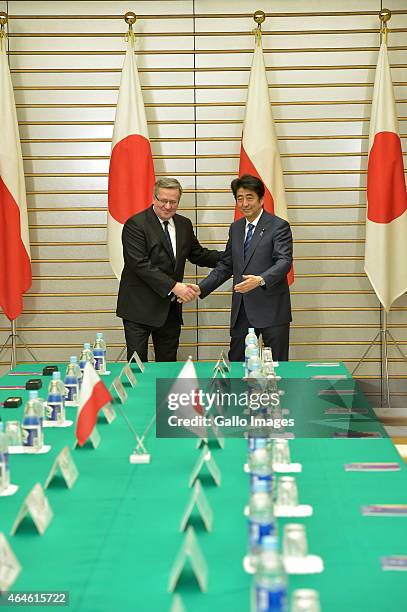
[283, 523, 308, 560]
[5, 421, 22, 446]
[272, 438, 291, 465]
[291, 589, 321, 612]
[276, 476, 298, 507]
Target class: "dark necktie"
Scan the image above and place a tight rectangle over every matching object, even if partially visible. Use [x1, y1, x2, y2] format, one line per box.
[244, 223, 254, 259]
[163, 220, 175, 260]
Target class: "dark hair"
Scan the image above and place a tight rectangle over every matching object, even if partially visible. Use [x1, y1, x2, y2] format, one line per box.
[230, 174, 265, 200]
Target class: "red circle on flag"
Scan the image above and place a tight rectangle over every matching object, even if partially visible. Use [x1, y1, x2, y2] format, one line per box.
[367, 131, 407, 223]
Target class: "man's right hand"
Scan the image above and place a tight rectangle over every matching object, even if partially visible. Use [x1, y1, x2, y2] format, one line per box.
[172, 282, 200, 303]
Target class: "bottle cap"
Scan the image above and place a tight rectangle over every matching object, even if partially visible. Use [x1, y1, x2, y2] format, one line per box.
[248, 327, 255, 333]
[28, 390, 39, 400]
[52, 371, 61, 380]
[96, 332, 104, 339]
[84, 342, 91, 349]
[70, 356, 78, 363]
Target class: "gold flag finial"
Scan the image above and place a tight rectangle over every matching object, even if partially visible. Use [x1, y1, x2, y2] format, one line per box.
[379, 8, 391, 44]
[0, 12, 8, 49]
[124, 11, 137, 45]
[253, 10, 266, 44]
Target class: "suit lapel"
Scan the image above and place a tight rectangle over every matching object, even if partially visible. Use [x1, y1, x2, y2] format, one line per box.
[242, 211, 269, 271]
[148, 206, 176, 266]
[173, 214, 183, 269]
[235, 218, 246, 271]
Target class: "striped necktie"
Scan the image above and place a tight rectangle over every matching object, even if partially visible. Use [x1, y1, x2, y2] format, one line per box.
[244, 223, 254, 259]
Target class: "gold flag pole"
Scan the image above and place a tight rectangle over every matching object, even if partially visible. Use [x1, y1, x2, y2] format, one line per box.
[124, 11, 137, 46]
[0, 12, 7, 50]
[379, 7, 391, 44]
[253, 10, 265, 44]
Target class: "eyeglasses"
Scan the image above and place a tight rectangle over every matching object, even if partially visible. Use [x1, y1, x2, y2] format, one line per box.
[154, 195, 179, 207]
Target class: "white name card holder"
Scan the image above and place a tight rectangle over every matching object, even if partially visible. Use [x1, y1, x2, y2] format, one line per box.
[129, 350, 145, 373]
[73, 426, 101, 450]
[179, 480, 213, 532]
[11, 483, 53, 536]
[101, 402, 117, 424]
[44, 446, 79, 490]
[168, 526, 208, 593]
[0, 533, 21, 591]
[110, 377, 128, 404]
[120, 363, 137, 388]
[188, 449, 221, 488]
[170, 594, 187, 612]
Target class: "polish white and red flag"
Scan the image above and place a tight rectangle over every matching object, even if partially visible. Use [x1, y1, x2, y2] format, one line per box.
[107, 38, 155, 279]
[76, 362, 112, 446]
[364, 41, 407, 311]
[0, 41, 32, 320]
[237, 36, 293, 284]
[166, 357, 206, 438]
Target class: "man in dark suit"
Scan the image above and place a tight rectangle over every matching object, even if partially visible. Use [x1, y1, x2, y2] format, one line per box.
[198, 174, 293, 361]
[117, 178, 221, 362]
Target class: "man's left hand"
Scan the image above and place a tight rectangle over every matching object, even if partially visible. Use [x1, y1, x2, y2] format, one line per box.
[234, 275, 263, 293]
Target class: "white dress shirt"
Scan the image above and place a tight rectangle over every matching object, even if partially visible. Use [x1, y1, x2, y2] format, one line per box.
[244, 209, 263, 238]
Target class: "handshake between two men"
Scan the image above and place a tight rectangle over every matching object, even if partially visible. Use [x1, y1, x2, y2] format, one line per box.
[173, 275, 265, 303]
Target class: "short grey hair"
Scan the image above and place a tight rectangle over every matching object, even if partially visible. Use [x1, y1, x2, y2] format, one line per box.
[154, 177, 183, 198]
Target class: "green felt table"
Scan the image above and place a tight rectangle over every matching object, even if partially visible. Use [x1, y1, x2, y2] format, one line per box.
[0, 361, 406, 612]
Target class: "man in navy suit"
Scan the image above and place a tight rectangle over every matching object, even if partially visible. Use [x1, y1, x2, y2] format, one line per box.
[198, 174, 293, 361]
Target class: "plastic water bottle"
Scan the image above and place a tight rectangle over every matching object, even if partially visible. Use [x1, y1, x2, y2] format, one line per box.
[53, 371, 67, 403]
[27, 391, 45, 427]
[93, 332, 107, 373]
[22, 395, 43, 449]
[248, 354, 262, 377]
[249, 446, 274, 495]
[248, 437, 269, 457]
[246, 344, 259, 376]
[65, 358, 80, 403]
[0, 420, 10, 492]
[70, 355, 82, 388]
[79, 342, 94, 374]
[47, 376, 65, 423]
[248, 481, 276, 560]
[252, 536, 288, 612]
[246, 328, 258, 349]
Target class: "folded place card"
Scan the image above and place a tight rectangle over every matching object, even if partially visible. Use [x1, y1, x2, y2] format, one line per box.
[179, 480, 213, 532]
[381, 556, 407, 571]
[0, 533, 21, 591]
[121, 363, 137, 388]
[110, 377, 128, 404]
[168, 526, 208, 593]
[189, 449, 221, 488]
[101, 402, 116, 424]
[345, 463, 400, 472]
[170, 594, 187, 612]
[11, 483, 53, 536]
[44, 446, 79, 490]
[129, 350, 145, 373]
[362, 504, 407, 516]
